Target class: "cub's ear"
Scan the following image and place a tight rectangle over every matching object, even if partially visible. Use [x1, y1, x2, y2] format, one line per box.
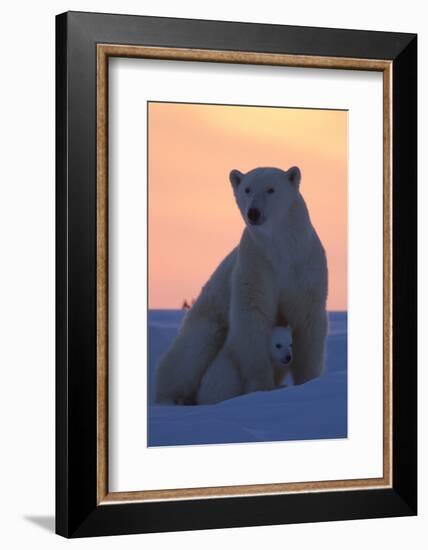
[287, 166, 301, 187]
[229, 169, 244, 189]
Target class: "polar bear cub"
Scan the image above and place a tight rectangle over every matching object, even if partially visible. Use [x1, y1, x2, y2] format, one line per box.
[197, 326, 293, 405]
[271, 326, 293, 387]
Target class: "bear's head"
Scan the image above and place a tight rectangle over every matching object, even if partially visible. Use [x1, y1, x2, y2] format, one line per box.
[270, 326, 293, 367]
[229, 166, 301, 234]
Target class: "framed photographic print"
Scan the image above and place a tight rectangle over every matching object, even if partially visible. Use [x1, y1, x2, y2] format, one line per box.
[56, 11, 417, 538]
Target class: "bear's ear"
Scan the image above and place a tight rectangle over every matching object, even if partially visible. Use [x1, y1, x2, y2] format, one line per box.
[287, 166, 301, 187]
[229, 169, 244, 189]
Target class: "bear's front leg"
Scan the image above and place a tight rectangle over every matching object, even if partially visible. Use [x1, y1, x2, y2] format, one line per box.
[228, 316, 275, 393]
[226, 266, 277, 394]
[290, 308, 328, 385]
[197, 348, 243, 405]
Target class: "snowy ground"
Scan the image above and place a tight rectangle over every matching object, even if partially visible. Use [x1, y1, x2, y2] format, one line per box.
[148, 311, 347, 446]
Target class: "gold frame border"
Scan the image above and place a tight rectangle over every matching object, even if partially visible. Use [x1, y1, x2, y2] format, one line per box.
[96, 44, 393, 505]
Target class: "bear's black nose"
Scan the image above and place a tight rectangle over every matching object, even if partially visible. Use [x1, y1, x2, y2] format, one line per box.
[247, 208, 261, 224]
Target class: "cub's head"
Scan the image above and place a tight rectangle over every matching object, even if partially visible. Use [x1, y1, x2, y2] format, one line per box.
[270, 326, 293, 367]
[229, 166, 301, 234]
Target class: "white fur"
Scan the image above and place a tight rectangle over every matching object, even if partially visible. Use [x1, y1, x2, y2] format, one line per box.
[155, 167, 328, 405]
[197, 326, 293, 405]
[271, 326, 293, 387]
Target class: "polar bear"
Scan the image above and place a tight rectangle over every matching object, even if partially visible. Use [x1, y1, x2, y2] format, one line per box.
[197, 326, 293, 405]
[155, 166, 328, 405]
[271, 326, 293, 387]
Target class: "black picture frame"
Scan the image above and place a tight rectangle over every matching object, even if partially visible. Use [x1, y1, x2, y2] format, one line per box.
[56, 11, 417, 538]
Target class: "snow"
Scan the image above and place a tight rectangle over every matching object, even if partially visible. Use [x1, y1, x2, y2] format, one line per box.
[148, 311, 347, 446]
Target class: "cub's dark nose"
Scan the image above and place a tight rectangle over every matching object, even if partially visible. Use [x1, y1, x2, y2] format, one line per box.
[282, 352, 292, 365]
[247, 208, 261, 224]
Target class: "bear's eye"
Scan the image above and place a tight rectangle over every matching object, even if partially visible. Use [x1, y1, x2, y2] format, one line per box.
[275, 343, 282, 349]
[245, 187, 250, 194]
[267, 188, 275, 194]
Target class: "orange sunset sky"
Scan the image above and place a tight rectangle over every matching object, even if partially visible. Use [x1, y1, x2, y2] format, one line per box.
[148, 102, 348, 311]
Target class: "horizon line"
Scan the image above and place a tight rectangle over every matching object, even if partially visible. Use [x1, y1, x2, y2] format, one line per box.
[148, 308, 348, 313]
